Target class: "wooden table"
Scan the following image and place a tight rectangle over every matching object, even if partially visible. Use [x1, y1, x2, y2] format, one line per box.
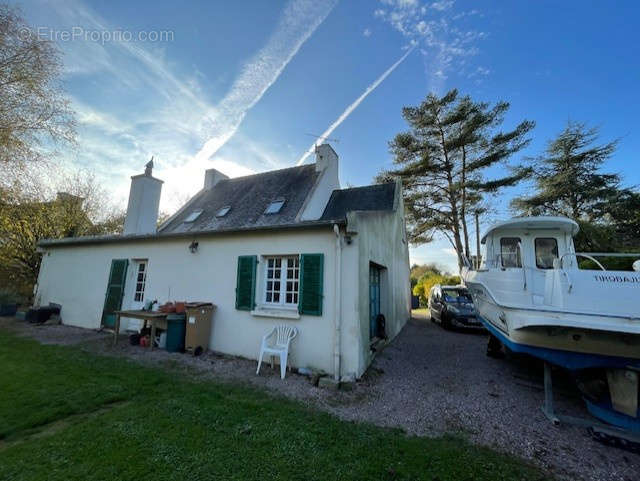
[113, 310, 169, 349]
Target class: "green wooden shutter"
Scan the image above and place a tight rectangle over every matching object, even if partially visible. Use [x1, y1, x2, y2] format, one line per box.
[101, 259, 129, 327]
[298, 253, 324, 316]
[235, 255, 257, 310]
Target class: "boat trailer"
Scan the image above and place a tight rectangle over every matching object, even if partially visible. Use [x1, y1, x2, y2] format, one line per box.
[541, 362, 640, 452]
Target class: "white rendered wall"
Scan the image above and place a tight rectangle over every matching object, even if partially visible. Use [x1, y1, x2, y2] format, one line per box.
[344, 189, 411, 377]
[36, 203, 411, 378]
[36, 229, 342, 374]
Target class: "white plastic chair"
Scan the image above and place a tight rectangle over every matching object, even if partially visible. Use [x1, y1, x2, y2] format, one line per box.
[256, 325, 298, 380]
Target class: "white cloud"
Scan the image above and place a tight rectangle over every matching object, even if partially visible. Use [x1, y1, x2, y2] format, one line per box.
[430, 1, 454, 12]
[22, 0, 335, 213]
[381, 0, 419, 8]
[194, 0, 338, 164]
[416, 20, 428, 35]
[373, 0, 486, 91]
[363, 28, 372, 37]
[452, 9, 480, 20]
[468, 66, 490, 82]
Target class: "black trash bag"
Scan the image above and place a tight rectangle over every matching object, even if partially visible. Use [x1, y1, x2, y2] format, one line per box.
[26, 305, 60, 324]
[376, 314, 387, 339]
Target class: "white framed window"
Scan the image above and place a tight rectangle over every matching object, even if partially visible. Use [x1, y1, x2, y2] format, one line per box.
[263, 256, 299, 307]
[134, 261, 147, 302]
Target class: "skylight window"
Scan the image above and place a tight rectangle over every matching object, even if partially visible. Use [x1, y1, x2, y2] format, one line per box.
[264, 199, 285, 214]
[216, 205, 231, 217]
[184, 209, 203, 223]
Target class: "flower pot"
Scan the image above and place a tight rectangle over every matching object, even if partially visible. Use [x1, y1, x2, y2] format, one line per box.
[159, 302, 176, 313]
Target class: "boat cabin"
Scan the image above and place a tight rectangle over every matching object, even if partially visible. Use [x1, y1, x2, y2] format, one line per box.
[476, 216, 640, 317]
[478, 217, 580, 306]
[481, 217, 579, 271]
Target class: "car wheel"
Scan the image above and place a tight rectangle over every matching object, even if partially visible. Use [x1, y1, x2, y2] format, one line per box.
[441, 313, 452, 330]
[429, 309, 436, 322]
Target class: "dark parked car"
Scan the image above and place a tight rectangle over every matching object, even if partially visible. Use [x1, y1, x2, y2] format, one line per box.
[428, 285, 482, 330]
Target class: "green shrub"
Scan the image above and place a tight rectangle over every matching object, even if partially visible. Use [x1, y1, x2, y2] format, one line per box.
[0, 287, 21, 305]
[578, 253, 640, 271]
[413, 273, 461, 307]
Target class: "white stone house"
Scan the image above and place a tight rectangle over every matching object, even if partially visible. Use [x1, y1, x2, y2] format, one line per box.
[35, 145, 411, 380]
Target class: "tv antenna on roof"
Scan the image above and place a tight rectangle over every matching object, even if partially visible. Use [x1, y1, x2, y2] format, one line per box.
[305, 132, 340, 144]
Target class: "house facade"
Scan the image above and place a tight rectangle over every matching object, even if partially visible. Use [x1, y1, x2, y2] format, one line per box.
[35, 145, 411, 380]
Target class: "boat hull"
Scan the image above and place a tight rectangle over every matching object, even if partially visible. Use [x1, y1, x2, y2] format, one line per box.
[461, 216, 640, 433]
[477, 312, 640, 371]
[466, 277, 640, 370]
[584, 399, 640, 434]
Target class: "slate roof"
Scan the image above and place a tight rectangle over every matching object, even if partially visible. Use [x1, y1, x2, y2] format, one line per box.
[320, 183, 396, 221]
[37, 219, 341, 247]
[38, 167, 397, 248]
[159, 164, 320, 234]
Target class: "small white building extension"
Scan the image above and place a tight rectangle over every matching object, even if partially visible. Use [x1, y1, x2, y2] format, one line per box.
[35, 145, 411, 380]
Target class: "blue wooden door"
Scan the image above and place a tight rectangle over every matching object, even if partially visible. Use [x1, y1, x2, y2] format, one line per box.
[369, 265, 380, 339]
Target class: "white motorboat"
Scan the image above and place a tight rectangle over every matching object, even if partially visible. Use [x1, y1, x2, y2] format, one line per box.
[462, 216, 640, 432]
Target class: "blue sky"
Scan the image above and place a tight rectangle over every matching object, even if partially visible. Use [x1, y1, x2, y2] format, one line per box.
[17, 0, 640, 273]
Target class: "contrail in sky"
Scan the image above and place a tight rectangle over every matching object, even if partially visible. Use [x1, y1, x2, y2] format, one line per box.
[195, 0, 338, 164]
[296, 45, 416, 165]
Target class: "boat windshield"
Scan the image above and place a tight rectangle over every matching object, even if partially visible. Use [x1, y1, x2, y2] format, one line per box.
[535, 238, 558, 269]
[442, 289, 472, 303]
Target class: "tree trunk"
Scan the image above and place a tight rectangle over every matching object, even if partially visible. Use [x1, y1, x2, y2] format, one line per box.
[436, 119, 465, 272]
[460, 146, 470, 258]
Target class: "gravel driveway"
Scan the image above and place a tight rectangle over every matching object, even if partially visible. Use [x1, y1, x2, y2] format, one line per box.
[2, 314, 638, 480]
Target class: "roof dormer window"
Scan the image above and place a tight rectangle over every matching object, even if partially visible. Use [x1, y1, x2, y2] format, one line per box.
[264, 199, 285, 214]
[184, 209, 203, 223]
[216, 205, 231, 217]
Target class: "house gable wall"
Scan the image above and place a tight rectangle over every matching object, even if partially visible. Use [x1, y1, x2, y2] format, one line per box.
[346, 184, 411, 377]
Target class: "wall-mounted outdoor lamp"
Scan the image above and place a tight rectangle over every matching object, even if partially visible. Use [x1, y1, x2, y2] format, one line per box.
[189, 240, 199, 254]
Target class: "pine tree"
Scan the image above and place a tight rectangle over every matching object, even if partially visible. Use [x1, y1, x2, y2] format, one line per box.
[378, 89, 534, 270]
[511, 121, 619, 220]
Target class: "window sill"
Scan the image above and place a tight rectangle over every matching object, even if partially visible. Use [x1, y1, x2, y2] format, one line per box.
[250, 307, 300, 320]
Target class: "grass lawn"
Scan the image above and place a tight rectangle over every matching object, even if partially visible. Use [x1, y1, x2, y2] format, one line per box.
[0, 330, 548, 480]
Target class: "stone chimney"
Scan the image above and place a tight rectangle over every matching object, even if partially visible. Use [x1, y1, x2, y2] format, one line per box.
[204, 168, 229, 189]
[314, 143, 339, 173]
[123, 159, 163, 235]
[298, 144, 340, 221]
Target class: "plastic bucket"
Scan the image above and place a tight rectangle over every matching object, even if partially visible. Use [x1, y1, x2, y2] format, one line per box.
[166, 313, 186, 352]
